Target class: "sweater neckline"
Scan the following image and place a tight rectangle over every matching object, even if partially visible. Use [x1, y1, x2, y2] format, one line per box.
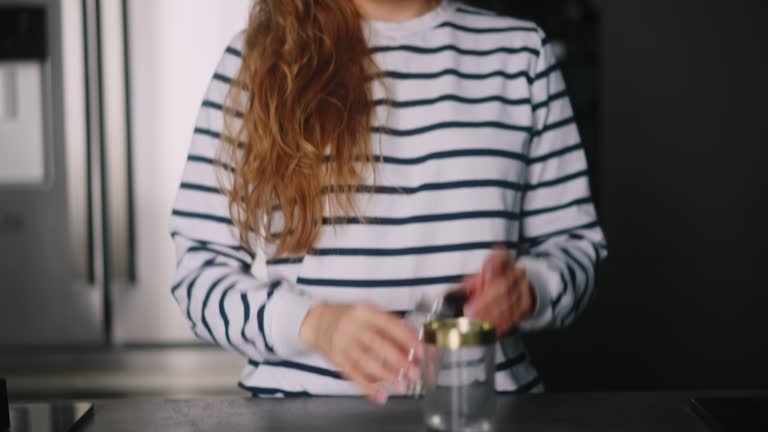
[363, 1, 456, 38]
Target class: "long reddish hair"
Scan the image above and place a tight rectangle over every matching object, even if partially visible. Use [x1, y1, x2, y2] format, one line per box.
[219, 1, 377, 256]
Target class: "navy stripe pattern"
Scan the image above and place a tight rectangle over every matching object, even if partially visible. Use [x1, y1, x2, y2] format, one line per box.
[370, 44, 539, 56]
[170, 1, 605, 398]
[436, 21, 539, 34]
[375, 64, 559, 83]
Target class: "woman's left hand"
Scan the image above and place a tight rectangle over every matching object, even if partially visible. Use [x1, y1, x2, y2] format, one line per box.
[462, 249, 536, 337]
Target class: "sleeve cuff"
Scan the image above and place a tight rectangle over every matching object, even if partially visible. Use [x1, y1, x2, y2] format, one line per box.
[517, 256, 562, 331]
[264, 285, 316, 357]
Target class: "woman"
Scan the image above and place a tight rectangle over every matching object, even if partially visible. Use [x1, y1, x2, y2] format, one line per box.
[170, 0, 606, 403]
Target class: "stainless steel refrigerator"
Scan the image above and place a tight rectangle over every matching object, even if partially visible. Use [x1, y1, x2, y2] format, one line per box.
[0, 0, 253, 347]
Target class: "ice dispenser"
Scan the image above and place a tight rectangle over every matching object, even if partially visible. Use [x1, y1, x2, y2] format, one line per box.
[0, 6, 48, 185]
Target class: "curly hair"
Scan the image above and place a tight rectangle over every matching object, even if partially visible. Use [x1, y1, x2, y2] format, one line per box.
[219, 1, 378, 257]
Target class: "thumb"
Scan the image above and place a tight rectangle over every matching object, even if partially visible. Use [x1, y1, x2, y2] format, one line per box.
[482, 247, 509, 280]
[462, 274, 482, 295]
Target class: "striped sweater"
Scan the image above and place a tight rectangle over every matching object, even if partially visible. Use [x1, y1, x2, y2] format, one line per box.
[170, 0, 607, 397]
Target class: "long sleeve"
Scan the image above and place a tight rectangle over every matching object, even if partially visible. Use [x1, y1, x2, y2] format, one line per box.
[518, 30, 608, 331]
[169, 34, 316, 360]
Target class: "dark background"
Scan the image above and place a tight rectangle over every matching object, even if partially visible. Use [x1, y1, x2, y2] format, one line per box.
[466, 0, 768, 391]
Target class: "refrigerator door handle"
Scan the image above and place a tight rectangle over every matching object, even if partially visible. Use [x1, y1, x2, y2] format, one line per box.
[83, 0, 113, 341]
[122, 0, 137, 284]
[83, 0, 106, 289]
[99, 0, 136, 287]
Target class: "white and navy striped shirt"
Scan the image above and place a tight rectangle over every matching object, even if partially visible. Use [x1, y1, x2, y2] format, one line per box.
[170, 1, 607, 397]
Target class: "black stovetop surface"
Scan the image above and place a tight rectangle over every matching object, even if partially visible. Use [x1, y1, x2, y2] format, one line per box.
[7, 402, 93, 432]
[3, 378, 93, 432]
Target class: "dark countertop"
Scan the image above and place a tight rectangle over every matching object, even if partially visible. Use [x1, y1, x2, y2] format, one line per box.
[76, 392, 714, 432]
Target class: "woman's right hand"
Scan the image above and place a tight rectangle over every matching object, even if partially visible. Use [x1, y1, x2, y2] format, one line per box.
[299, 303, 420, 404]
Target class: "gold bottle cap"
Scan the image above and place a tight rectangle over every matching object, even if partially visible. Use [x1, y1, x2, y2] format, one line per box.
[423, 318, 496, 349]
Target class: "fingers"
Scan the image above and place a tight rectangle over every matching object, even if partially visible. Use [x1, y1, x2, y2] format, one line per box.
[486, 246, 511, 270]
[474, 247, 511, 298]
[481, 250, 510, 288]
[358, 331, 409, 382]
[338, 323, 416, 405]
[465, 264, 529, 335]
[367, 310, 420, 356]
[463, 248, 511, 297]
[342, 364, 388, 405]
[346, 305, 419, 351]
[466, 266, 523, 316]
[462, 274, 482, 295]
[349, 345, 396, 386]
[324, 304, 421, 404]
[465, 280, 507, 322]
